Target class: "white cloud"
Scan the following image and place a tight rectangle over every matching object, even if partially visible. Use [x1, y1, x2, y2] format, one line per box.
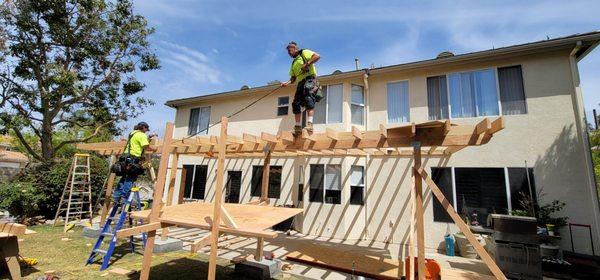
[158, 41, 221, 84]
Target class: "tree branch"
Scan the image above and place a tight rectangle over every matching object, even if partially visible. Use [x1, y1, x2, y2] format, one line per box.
[53, 119, 114, 151]
[11, 126, 42, 162]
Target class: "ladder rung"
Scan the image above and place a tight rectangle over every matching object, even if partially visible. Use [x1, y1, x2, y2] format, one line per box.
[75, 165, 89, 168]
[102, 232, 114, 237]
[72, 181, 90, 184]
[93, 249, 107, 254]
[73, 173, 89, 176]
[71, 191, 91, 194]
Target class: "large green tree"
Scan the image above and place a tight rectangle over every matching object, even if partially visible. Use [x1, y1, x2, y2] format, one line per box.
[0, 0, 159, 162]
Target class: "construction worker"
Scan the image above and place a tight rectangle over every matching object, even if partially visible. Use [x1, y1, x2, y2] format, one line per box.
[112, 122, 157, 201]
[281, 41, 321, 135]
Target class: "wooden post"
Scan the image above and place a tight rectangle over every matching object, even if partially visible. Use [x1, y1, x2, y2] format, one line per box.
[408, 170, 416, 280]
[416, 167, 507, 280]
[100, 155, 117, 225]
[260, 144, 273, 203]
[255, 237, 264, 261]
[412, 142, 425, 280]
[166, 153, 179, 206]
[178, 167, 187, 204]
[139, 122, 174, 280]
[208, 117, 228, 280]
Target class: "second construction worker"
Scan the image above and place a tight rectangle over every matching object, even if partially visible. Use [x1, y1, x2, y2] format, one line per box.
[281, 41, 321, 135]
[111, 121, 158, 201]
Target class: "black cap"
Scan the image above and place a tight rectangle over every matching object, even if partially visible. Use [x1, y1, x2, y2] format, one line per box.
[286, 41, 297, 49]
[137, 122, 149, 130]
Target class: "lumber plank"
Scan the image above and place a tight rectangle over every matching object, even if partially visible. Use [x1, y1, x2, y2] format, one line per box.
[326, 127, 339, 141]
[243, 133, 260, 144]
[220, 205, 239, 229]
[352, 126, 364, 139]
[208, 117, 228, 280]
[0, 222, 26, 237]
[412, 143, 426, 280]
[261, 143, 273, 202]
[279, 131, 295, 142]
[261, 132, 278, 143]
[139, 122, 174, 280]
[100, 156, 117, 225]
[379, 124, 387, 138]
[200, 217, 277, 239]
[166, 153, 179, 206]
[475, 118, 491, 134]
[443, 119, 452, 135]
[190, 233, 213, 253]
[416, 167, 507, 280]
[116, 222, 162, 238]
[490, 116, 505, 134]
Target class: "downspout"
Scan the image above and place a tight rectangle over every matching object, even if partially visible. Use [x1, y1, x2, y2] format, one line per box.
[362, 69, 370, 239]
[568, 41, 600, 254]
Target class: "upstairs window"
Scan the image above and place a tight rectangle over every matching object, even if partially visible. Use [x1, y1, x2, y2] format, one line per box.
[188, 106, 211, 135]
[351, 85, 365, 125]
[387, 81, 410, 123]
[427, 75, 449, 120]
[314, 84, 343, 124]
[498, 65, 527, 115]
[448, 69, 499, 118]
[277, 96, 289, 116]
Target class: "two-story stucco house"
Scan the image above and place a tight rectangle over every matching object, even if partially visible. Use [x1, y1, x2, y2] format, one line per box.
[163, 32, 600, 255]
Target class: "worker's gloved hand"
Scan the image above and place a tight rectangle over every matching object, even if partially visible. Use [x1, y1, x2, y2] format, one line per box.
[280, 81, 289, 87]
[301, 63, 310, 72]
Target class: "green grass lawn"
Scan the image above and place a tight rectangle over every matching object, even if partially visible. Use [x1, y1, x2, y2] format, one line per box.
[2, 225, 283, 280]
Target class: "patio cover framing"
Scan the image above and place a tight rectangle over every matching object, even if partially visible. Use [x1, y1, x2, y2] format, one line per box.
[78, 116, 507, 280]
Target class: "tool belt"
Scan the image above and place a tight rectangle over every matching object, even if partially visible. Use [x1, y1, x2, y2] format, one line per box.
[297, 50, 323, 102]
[110, 132, 146, 176]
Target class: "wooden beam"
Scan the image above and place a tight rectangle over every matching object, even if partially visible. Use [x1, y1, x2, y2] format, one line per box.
[261, 132, 278, 143]
[198, 217, 277, 238]
[279, 131, 295, 142]
[261, 143, 273, 202]
[227, 135, 245, 145]
[166, 153, 179, 206]
[475, 118, 491, 134]
[116, 222, 162, 238]
[352, 126, 364, 139]
[490, 117, 505, 134]
[243, 133, 261, 144]
[191, 233, 213, 253]
[0, 222, 26, 237]
[208, 117, 228, 280]
[443, 119, 451, 135]
[140, 122, 174, 280]
[413, 142, 426, 280]
[178, 167, 187, 204]
[326, 128, 339, 141]
[416, 167, 507, 280]
[379, 124, 387, 138]
[220, 205, 239, 229]
[100, 155, 117, 225]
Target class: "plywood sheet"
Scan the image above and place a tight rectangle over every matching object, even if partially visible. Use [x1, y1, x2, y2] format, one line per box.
[132, 202, 303, 232]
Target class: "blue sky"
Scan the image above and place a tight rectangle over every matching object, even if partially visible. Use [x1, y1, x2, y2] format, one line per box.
[130, 0, 600, 135]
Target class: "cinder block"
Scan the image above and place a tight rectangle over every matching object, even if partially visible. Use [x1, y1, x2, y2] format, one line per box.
[82, 223, 102, 238]
[152, 237, 183, 253]
[235, 259, 282, 280]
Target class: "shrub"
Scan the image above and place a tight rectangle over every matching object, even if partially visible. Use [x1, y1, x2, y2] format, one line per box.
[0, 154, 108, 221]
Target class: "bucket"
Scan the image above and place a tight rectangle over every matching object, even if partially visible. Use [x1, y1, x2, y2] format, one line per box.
[404, 257, 441, 280]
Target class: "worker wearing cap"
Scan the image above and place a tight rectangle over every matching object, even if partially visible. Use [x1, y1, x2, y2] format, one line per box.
[281, 41, 321, 135]
[112, 122, 158, 201]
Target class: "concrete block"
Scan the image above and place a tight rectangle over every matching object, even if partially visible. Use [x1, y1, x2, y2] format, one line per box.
[82, 223, 102, 238]
[152, 237, 183, 253]
[235, 258, 282, 280]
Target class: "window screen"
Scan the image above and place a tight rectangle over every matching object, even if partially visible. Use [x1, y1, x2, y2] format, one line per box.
[188, 106, 211, 135]
[387, 81, 410, 123]
[309, 165, 324, 202]
[250, 166, 282, 198]
[455, 168, 508, 226]
[448, 69, 499, 118]
[431, 167, 453, 222]
[351, 85, 365, 125]
[508, 168, 536, 212]
[427, 75, 449, 120]
[498, 66, 527, 115]
[325, 165, 341, 204]
[350, 166, 364, 205]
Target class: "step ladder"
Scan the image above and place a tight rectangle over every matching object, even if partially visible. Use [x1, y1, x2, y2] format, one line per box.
[53, 153, 93, 232]
[86, 187, 147, 270]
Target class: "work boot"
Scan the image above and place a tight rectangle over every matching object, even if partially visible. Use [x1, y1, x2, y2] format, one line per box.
[306, 122, 314, 133]
[293, 125, 302, 137]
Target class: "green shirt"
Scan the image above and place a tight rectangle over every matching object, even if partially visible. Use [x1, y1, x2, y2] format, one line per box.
[289, 49, 317, 82]
[124, 130, 150, 157]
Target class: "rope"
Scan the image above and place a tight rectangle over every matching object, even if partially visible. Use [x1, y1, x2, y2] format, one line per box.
[181, 85, 283, 141]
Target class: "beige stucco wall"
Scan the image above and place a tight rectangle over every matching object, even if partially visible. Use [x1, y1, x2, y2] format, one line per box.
[165, 48, 600, 256]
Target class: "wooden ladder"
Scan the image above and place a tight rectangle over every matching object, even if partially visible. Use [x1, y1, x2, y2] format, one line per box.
[53, 153, 94, 232]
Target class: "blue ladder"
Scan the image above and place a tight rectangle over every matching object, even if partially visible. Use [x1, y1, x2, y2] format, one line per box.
[86, 187, 147, 270]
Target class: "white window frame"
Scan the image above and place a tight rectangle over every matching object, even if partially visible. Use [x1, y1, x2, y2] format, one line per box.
[317, 84, 343, 124]
[277, 96, 290, 116]
[444, 67, 503, 120]
[386, 79, 411, 124]
[350, 84, 365, 125]
[188, 106, 211, 135]
[350, 165, 365, 204]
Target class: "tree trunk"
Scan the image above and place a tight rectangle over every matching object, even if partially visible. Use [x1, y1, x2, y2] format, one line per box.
[40, 121, 54, 162]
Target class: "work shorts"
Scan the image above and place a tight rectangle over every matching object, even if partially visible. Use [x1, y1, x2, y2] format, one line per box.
[292, 75, 317, 115]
